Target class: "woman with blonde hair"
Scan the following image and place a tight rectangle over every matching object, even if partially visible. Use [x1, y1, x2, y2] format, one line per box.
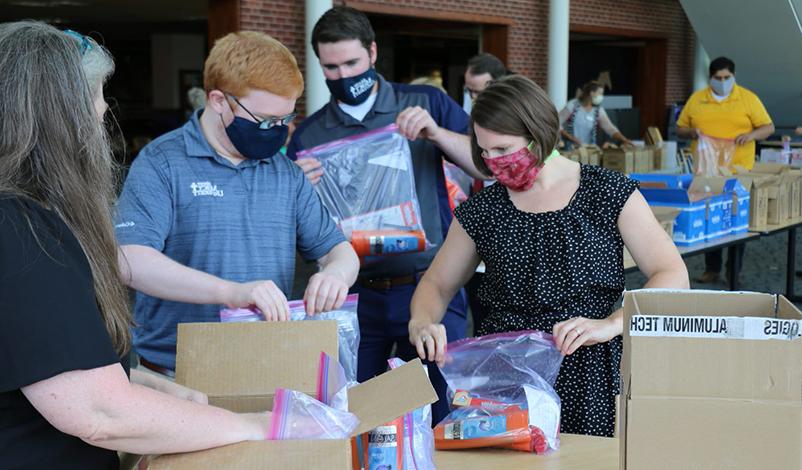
[0, 21, 271, 469]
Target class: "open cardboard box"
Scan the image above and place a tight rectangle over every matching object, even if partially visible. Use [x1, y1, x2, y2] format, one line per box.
[745, 163, 793, 225]
[736, 173, 772, 229]
[620, 289, 802, 470]
[149, 322, 437, 470]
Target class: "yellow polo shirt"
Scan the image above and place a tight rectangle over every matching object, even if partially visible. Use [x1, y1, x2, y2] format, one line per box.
[677, 84, 772, 170]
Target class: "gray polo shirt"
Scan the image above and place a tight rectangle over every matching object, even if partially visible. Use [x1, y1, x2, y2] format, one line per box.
[115, 111, 345, 369]
[287, 75, 469, 278]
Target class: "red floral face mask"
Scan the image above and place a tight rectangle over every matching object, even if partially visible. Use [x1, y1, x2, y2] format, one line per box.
[483, 143, 557, 192]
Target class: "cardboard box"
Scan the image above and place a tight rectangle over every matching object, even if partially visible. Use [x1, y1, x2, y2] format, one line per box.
[725, 178, 751, 233]
[737, 174, 772, 229]
[621, 290, 802, 470]
[149, 322, 437, 470]
[784, 168, 802, 219]
[750, 164, 793, 224]
[603, 148, 635, 173]
[634, 148, 653, 174]
[638, 175, 732, 245]
[644, 126, 663, 146]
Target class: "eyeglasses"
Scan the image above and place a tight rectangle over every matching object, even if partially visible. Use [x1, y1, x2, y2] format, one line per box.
[227, 94, 296, 130]
[64, 29, 93, 56]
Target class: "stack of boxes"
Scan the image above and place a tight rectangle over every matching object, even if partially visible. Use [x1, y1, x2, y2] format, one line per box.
[633, 174, 750, 246]
[737, 163, 802, 229]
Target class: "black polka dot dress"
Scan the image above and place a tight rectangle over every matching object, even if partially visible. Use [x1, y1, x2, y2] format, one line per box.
[453, 164, 639, 438]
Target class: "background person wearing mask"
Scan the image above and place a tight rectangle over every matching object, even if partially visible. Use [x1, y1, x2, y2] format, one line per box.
[408, 75, 688, 437]
[462, 52, 507, 114]
[287, 6, 487, 424]
[677, 56, 774, 285]
[0, 22, 275, 470]
[559, 80, 633, 149]
[115, 31, 359, 378]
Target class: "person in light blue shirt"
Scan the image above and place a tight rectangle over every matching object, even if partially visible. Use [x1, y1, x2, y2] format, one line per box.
[115, 31, 359, 374]
[559, 80, 633, 149]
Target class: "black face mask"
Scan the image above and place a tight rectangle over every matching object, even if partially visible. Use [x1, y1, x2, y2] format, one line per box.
[224, 116, 287, 161]
[326, 67, 377, 106]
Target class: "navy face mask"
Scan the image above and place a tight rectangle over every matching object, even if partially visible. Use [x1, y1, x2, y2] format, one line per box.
[326, 67, 377, 105]
[224, 117, 288, 160]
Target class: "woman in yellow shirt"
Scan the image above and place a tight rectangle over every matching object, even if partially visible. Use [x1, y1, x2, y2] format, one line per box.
[677, 56, 774, 284]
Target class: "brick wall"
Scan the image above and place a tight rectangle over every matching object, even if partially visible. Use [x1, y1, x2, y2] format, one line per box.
[570, 0, 696, 104]
[239, 0, 307, 110]
[236, 0, 695, 114]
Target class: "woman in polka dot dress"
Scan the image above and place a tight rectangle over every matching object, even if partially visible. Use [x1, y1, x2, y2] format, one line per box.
[408, 75, 689, 437]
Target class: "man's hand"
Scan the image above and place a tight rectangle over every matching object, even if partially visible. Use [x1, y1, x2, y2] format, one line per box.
[225, 280, 290, 321]
[396, 106, 441, 142]
[304, 271, 349, 315]
[295, 157, 324, 185]
[735, 132, 755, 146]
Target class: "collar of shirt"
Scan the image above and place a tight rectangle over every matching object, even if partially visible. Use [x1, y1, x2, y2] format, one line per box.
[182, 110, 271, 170]
[338, 92, 379, 121]
[702, 85, 742, 105]
[323, 74, 398, 129]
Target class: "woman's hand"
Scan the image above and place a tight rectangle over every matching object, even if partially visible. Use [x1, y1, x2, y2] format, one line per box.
[553, 316, 621, 356]
[409, 318, 448, 367]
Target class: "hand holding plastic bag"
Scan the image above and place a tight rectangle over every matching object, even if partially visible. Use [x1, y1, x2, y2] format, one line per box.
[220, 294, 361, 382]
[269, 388, 359, 440]
[296, 124, 431, 263]
[695, 133, 736, 176]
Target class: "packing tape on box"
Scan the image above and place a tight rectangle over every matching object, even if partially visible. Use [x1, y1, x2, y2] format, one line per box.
[630, 315, 802, 341]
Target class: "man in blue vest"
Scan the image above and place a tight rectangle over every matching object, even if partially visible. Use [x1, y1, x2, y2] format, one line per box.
[287, 6, 487, 423]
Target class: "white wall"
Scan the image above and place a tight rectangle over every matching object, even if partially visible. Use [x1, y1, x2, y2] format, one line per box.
[151, 34, 206, 110]
[680, 0, 802, 128]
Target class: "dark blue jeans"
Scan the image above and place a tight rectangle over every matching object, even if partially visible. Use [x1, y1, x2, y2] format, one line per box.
[352, 280, 467, 425]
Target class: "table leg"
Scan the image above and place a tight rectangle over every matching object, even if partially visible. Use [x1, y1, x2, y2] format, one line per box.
[727, 244, 740, 291]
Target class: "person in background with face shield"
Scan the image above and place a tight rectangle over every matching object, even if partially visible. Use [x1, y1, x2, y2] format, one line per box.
[408, 75, 688, 437]
[677, 56, 774, 285]
[559, 80, 633, 149]
[115, 31, 359, 379]
[287, 6, 488, 425]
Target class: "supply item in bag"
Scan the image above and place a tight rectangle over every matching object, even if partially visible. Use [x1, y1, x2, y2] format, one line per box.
[695, 134, 736, 176]
[220, 294, 361, 383]
[351, 230, 427, 258]
[351, 358, 436, 470]
[296, 124, 431, 259]
[438, 330, 564, 453]
[434, 403, 534, 452]
[268, 388, 360, 440]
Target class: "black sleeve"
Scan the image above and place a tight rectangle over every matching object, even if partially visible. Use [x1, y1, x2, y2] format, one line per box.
[0, 198, 121, 392]
[590, 167, 640, 227]
[453, 188, 491, 244]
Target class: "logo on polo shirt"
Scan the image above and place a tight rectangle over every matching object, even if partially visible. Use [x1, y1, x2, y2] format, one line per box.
[190, 182, 224, 198]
